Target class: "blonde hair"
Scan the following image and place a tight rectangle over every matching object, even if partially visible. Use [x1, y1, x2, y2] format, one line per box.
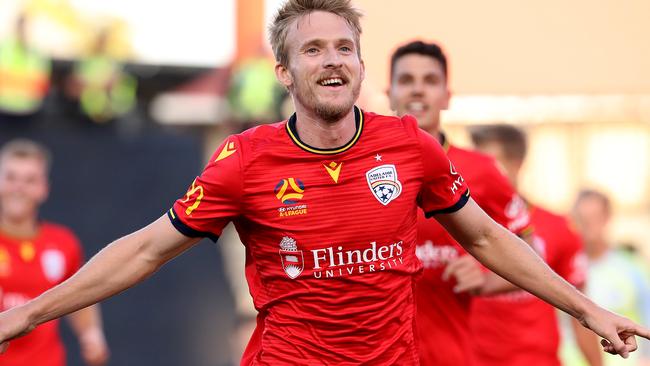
[269, 0, 363, 66]
[0, 139, 52, 172]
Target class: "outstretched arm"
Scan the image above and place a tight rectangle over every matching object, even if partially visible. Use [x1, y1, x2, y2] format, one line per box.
[435, 198, 650, 358]
[0, 215, 199, 352]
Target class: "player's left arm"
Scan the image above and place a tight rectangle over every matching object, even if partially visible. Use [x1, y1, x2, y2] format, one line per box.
[435, 198, 650, 358]
[65, 306, 109, 366]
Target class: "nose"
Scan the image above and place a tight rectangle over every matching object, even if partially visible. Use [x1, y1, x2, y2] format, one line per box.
[410, 80, 425, 96]
[322, 47, 343, 69]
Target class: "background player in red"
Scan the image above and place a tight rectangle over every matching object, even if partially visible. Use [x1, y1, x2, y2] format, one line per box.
[470, 124, 603, 366]
[0, 1, 648, 364]
[387, 40, 532, 366]
[0, 139, 109, 366]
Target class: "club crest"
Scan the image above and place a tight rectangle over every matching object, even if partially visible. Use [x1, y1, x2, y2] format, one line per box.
[41, 249, 66, 283]
[279, 237, 304, 279]
[366, 164, 403, 206]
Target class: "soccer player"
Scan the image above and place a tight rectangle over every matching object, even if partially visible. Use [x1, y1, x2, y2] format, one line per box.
[0, 1, 647, 364]
[0, 139, 109, 366]
[470, 124, 603, 366]
[387, 40, 531, 366]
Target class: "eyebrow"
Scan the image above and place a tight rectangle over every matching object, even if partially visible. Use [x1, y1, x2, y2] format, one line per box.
[299, 38, 355, 51]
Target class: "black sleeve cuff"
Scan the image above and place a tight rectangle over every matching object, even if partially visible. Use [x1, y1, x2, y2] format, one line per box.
[167, 208, 219, 243]
[424, 189, 471, 218]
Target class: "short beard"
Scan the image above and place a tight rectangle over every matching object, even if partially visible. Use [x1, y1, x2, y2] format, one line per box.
[295, 81, 361, 124]
[314, 101, 352, 123]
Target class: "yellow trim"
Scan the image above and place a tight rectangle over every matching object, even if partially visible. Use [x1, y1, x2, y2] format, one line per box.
[169, 208, 176, 219]
[286, 107, 363, 155]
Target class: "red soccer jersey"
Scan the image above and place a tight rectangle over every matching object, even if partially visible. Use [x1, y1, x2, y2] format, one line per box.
[470, 204, 587, 366]
[168, 107, 470, 365]
[415, 138, 531, 366]
[0, 222, 82, 366]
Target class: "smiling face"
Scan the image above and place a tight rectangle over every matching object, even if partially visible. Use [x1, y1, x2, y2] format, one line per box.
[388, 53, 450, 132]
[275, 11, 364, 123]
[0, 155, 49, 222]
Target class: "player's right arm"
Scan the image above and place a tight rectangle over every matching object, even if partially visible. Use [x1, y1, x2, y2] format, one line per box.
[0, 135, 244, 354]
[0, 216, 200, 352]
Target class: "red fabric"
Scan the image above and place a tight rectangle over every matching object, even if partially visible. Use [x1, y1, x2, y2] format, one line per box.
[0, 222, 82, 366]
[415, 144, 530, 366]
[470, 205, 587, 366]
[170, 110, 469, 365]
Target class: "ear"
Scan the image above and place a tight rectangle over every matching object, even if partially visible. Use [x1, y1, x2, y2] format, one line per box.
[275, 63, 293, 88]
[360, 59, 366, 82]
[442, 87, 452, 110]
[387, 86, 396, 112]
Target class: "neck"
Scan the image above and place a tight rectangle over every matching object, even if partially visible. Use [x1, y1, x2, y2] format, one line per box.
[0, 214, 39, 238]
[293, 106, 357, 149]
[587, 238, 609, 260]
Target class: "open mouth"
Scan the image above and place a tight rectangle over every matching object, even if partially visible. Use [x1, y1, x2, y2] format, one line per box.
[318, 77, 346, 88]
[406, 101, 428, 114]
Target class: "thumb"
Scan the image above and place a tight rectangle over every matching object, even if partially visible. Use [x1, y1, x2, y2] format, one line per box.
[603, 334, 629, 358]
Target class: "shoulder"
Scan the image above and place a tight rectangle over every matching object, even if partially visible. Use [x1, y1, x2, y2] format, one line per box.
[363, 111, 419, 135]
[39, 222, 81, 251]
[531, 205, 571, 228]
[449, 145, 503, 175]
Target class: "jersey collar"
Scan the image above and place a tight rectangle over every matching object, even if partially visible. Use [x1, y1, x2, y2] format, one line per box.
[286, 106, 363, 155]
[438, 132, 451, 152]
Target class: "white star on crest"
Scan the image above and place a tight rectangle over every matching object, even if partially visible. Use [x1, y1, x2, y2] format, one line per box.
[375, 154, 382, 161]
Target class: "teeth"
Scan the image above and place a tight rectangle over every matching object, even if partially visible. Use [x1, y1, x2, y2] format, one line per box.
[407, 102, 425, 112]
[320, 78, 343, 86]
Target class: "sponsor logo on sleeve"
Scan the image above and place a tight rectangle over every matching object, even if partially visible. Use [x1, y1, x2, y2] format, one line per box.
[449, 161, 465, 195]
[366, 164, 402, 205]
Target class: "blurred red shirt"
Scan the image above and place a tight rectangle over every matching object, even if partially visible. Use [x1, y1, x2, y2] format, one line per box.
[471, 204, 587, 366]
[415, 137, 532, 366]
[0, 222, 82, 366]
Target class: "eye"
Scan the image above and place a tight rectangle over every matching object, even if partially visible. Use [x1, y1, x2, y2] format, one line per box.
[340, 46, 352, 53]
[305, 47, 319, 55]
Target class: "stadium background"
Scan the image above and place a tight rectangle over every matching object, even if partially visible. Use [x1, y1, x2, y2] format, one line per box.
[0, 0, 649, 365]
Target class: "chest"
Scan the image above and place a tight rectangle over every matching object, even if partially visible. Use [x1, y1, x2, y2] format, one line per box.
[0, 241, 69, 293]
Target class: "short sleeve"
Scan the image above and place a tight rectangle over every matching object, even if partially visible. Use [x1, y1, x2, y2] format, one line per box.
[552, 219, 587, 287]
[168, 135, 244, 242]
[411, 122, 470, 216]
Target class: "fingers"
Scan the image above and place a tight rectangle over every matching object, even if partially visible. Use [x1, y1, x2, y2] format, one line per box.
[442, 255, 475, 281]
[442, 256, 484, 293]
[633, 324, 650, 340]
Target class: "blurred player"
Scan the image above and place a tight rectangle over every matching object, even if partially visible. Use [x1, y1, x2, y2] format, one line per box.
[0, 1, 648, 365]
[572, 189, 650, 366]
[0, 139, 109, 366]
[387, 40, 531, 366]
[470, 124, 603, 366]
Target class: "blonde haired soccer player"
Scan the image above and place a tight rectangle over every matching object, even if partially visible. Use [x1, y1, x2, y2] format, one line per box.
[0, 1, 648, 364]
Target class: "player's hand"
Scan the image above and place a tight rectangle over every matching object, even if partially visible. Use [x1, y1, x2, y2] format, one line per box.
[79, 328, 110, 366]
[442, 254, 485, 294]
[0, 306, 36, 355]
[580, 303, 650, 359]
